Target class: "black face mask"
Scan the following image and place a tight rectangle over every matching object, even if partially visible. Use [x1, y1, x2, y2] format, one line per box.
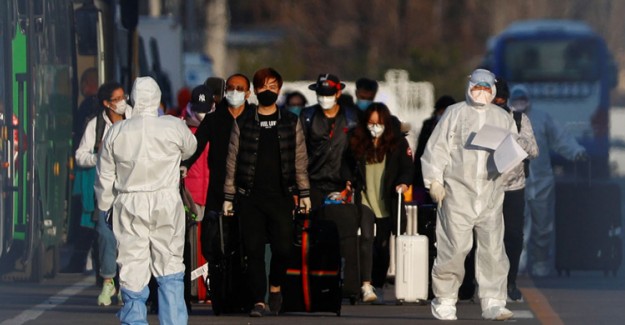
[257, 90, 278, 106]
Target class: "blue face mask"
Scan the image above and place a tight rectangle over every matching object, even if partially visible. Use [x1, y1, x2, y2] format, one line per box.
[287, 105, 303, 116]
[356, 100, 372, 111]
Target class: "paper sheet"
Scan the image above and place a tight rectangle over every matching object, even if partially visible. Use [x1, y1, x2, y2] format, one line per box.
[471, 124, 528, 173]
[471, 124, 509, 150]
[494, 134, 528, 174]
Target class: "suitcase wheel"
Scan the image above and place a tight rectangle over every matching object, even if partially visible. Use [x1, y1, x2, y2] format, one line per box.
[396, 299, 404, 305]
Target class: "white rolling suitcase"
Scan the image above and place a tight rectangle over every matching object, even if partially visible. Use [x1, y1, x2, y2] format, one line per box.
[394, 190, 429, 303]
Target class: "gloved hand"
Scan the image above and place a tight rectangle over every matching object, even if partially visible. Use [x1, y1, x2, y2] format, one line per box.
[299, 197, 312, 213]
[429, 181, 446, 203]
[575, 149, 588, 161]
[180, 166, 188, 178]
[222, 201, 234, 216]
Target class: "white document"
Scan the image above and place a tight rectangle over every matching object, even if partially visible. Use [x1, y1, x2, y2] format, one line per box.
[472, 124, 528, 174]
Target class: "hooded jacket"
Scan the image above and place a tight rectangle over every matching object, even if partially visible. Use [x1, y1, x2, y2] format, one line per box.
[95, 77, 197, 210]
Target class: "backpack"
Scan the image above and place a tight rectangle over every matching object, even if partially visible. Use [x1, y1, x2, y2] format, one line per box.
[93, 112, 106, 153]
[512, 111, 530, 177]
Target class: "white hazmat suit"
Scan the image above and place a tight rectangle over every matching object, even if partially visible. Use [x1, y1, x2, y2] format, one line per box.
[510, 85, 586, 277]
[95, 77, 197, 324]
[421, 69, 516, 321]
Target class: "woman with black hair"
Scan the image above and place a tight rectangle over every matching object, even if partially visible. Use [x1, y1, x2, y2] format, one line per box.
[348, 102, 413, 304]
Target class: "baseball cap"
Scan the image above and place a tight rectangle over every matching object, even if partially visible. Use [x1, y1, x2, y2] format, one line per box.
[308, 74, 346, 96]
[190, 85, 214, 113]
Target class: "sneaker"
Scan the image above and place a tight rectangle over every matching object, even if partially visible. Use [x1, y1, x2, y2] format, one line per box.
[249, 303, 266, 317]
[97, 281, 116, 306]
[482, 306, 514, 320]
[507, 285, 524, 303]
[361, 284, 377, 303]
[268, 292, 282, 315]
[431, 298, 457, 320]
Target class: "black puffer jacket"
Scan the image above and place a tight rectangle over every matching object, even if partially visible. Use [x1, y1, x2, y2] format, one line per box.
[224, 107, 310, 200]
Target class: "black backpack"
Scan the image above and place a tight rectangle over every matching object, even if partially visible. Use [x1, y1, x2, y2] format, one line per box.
[513, 111, 530, 177]
[93, 112, 106, 153]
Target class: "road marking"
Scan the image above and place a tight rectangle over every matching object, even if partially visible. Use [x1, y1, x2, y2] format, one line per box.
[521, 279, 565, 325]
[0, 276, 92, 325]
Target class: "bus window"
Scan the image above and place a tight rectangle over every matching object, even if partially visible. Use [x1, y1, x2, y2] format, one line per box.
[503, 39, 599, 82]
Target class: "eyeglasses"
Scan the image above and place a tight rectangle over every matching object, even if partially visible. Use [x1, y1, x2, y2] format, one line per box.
[226, 85, 247, 92]
[110, 94, 129, 103]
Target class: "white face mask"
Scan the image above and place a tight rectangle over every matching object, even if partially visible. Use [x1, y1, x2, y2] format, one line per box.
[113, 100, 127, 115]
[368, 124, 385, 138]
[317, 95, 336, 110]
[225, 90, 246, 108]
[470, 89, 491, 105]
[197, 112, 207, 121]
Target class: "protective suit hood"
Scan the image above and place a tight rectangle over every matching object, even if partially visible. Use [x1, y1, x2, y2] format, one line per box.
[509, 85, 531, 112]
[509, 85, 530, 101]
[465, 69, 497, 107]
[131, 77, 161, 116]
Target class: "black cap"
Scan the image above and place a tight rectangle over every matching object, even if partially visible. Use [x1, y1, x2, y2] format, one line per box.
[495, 78, 509, 100]
[190, 85, 214, 113]
[308, 74, 345, 96]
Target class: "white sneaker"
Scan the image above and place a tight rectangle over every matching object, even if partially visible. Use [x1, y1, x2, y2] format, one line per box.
[431, 298, 457, 320]
[361, 284, 377, 303]
[482, 306, 514, 320]
[97, 281, 116, 306]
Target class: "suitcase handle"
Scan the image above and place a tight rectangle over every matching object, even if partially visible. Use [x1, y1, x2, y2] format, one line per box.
[397, 188, 403, 236]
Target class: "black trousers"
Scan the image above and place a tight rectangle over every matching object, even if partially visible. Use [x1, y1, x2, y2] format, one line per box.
[503, 188, 526, 286]
[371, 216, 392, 288]
[237, 193, 295, 303]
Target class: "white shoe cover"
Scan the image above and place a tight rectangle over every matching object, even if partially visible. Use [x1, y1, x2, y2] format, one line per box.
[482, 306, 514, 321]
[431, 298, 457, 320]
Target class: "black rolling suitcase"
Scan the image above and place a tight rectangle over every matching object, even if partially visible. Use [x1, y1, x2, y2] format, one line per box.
[201, 211, 252, 315]
[317, 203, 361, 304]
[282, 210, 342, 315]
[555, 162, 622, 276]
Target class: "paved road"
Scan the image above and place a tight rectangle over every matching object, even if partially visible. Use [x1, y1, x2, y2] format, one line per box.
[1, 269, 623, 324]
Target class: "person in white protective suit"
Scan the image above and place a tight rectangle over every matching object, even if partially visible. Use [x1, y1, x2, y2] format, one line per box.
[509, 85, 586, 278]
[421, 69, 516, 321]
[95, 77, 197, 325]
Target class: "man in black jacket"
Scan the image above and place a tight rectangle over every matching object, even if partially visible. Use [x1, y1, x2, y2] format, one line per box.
[182, 73, 253, 213]
[223, 68, 310, 317]
[300, 73, 360, 208]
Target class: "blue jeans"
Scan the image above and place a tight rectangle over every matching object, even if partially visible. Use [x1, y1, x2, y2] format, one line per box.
[97, 210, 117, 279]
[117, 272, 187, 325]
